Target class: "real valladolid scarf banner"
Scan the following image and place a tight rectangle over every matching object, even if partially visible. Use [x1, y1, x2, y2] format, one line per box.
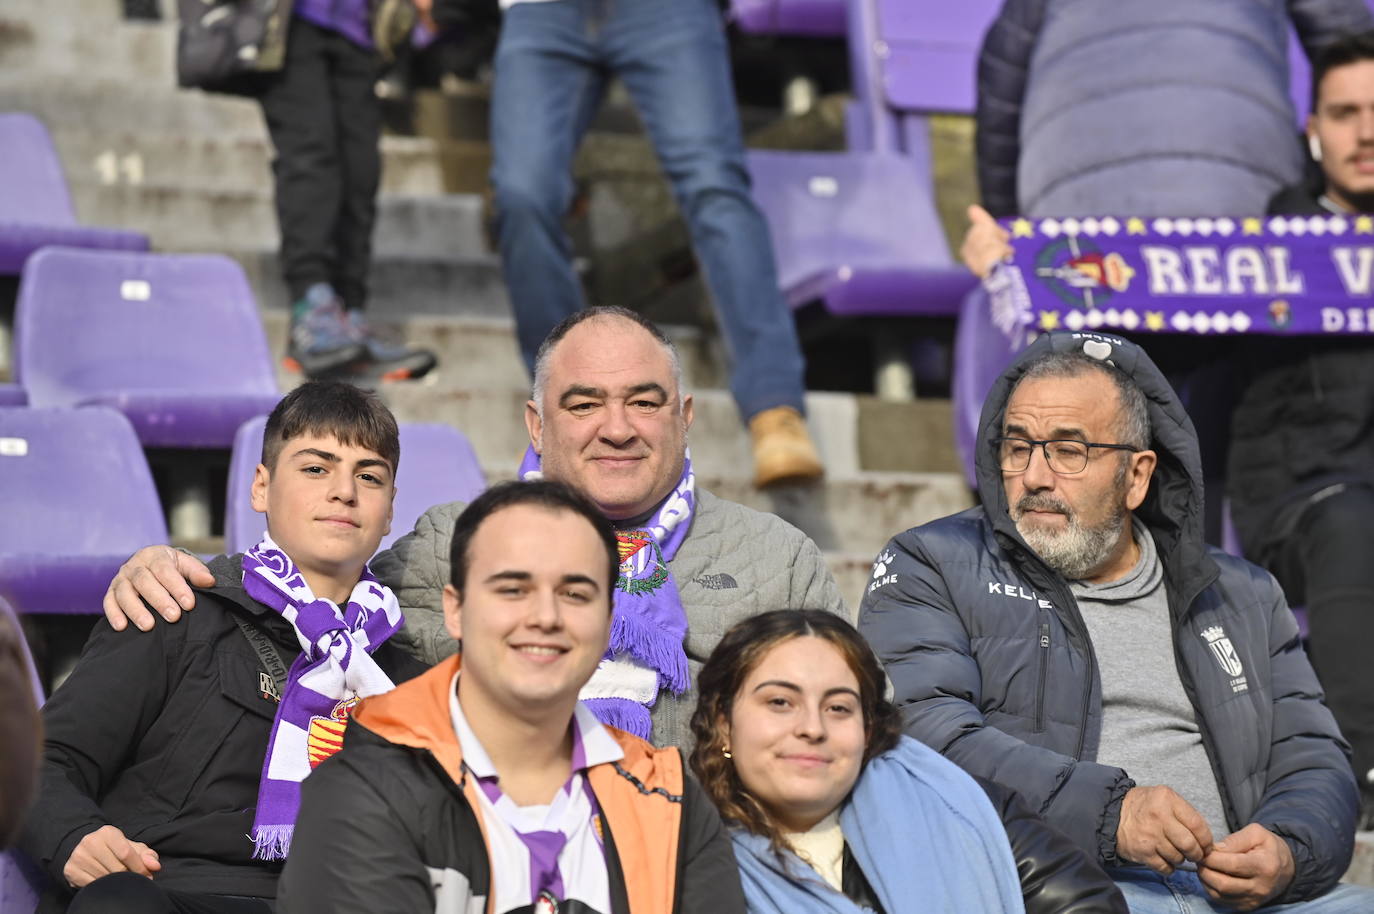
[241, 536, 403, 860]
[986, 213, 1374, 347]
[519, 445, 692, 740]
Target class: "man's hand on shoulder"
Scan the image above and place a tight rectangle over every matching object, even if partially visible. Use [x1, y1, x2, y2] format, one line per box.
[63, 825, 160, 888]
[102, 546, 214, 632]
[1116, 785, 1214, 874]
[1197, 823, 1295, 912]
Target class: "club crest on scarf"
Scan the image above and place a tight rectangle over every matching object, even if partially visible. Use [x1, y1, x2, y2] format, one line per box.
[518, 446, 694, 739]
[306, 696, 360, 768]
[617, 532, 669, 596]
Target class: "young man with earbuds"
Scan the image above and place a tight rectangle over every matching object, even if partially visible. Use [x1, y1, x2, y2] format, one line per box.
[1227, 29, 1374, 829]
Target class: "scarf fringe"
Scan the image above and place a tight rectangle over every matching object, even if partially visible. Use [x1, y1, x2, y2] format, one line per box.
[251, 824, 293, 862]
[609, 608, 689, 694]
[583, 697, 653, 740]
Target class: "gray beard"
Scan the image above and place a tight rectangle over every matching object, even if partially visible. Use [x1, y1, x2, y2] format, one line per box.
[1014, 498, 1127, 581]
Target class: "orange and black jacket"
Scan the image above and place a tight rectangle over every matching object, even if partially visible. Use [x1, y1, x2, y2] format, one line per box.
[278, 656, 746, 914]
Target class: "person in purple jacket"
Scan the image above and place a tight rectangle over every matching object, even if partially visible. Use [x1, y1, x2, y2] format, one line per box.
[260, 2, 437, 382]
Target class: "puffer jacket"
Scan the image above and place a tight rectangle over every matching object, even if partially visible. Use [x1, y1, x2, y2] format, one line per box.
[975, 0, 1373, 218]
[859, 331, 1357, 903]
[370, 488, 846, 749]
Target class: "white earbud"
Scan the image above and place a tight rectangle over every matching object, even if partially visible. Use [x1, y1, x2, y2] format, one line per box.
[1309, 134, 1323, 162]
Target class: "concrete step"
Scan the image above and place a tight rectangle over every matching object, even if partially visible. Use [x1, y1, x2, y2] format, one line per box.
[68, 181, 489, 258]
[233, 248, 510, 321]
[701, 472, 970, 558]
[48, 126, 445, 196]
[0, 75, 265, 136]
[259, 312, 730, 394]
[825, 553, 881, 617]
[5, 0, 131, 27]
[0, 10, 175, 84]
[377, 384, 970, 547]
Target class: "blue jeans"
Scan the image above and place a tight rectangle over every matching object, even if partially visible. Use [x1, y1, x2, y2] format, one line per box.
[489, 0, 806, 420]
[1110, 868, 1374, 913]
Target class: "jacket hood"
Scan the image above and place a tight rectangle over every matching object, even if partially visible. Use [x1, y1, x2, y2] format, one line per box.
[974, 331, 1217, 599]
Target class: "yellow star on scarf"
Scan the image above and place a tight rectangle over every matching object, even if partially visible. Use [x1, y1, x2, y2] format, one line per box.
[1357, 216, 1374, 234]
[1038, 310, 1060, 330]
[1145, 311, 1166, 331]
[1126, 217, 1146, 235]
[1242, 217, 1263, 236]
[1011, 218, 1034, 238]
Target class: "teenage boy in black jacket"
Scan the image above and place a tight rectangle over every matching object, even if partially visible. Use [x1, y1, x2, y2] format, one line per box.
[20, 381, 425, 914]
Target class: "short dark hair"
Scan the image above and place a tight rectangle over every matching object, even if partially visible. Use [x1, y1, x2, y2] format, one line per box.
[1010, 350, 1151, 451]
[261, 381, 400, 476]
[689, 609, 902, 853]
[530, 306, 683, 411]
[447, 480, 620, 597]
[1311, 30, 1374, 114]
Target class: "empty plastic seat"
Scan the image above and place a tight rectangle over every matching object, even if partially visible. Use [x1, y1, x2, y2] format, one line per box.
[15, 248, 280, 449]
[731, 0, 847, 37]
[0, 848, 43, 914]
[863, 0, 1003, 117]
[224, 416, 488, 556]
[0, 406, 168, 615]
[0, 113, 149, 275]
[749, 151, 974, 317]
[747, 0, 1001, 325]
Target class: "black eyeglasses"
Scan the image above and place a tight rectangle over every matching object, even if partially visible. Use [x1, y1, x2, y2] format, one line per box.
[995, 436, 1141, 475]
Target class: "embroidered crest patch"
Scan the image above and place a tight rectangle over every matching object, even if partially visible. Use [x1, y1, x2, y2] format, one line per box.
[306, 696, 360, 768]
[616, 530, 669, 596]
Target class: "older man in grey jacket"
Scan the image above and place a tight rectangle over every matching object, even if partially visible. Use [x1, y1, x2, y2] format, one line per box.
[101, 307, 843, 749]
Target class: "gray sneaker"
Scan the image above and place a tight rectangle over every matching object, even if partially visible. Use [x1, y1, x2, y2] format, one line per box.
[286, 284, 367, 378]
[346, 310, 438, 381]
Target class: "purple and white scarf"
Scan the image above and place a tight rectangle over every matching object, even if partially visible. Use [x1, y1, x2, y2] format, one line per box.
[241, 535, 403, 860]
[518, 446, 694, 739]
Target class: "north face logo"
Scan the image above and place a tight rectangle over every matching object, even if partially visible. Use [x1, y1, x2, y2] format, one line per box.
[696, 573, 738, 590]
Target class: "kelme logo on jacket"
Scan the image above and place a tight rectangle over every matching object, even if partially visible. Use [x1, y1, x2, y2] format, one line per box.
[869, 550, 897, 594]
[1201, 626, 1249, 694]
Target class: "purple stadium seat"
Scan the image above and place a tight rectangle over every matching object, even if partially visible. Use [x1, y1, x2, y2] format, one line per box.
[0, 384, 27, 406]
[869, 0, 1003, 114]
[748, 151, 974, 317]
[0, 849, 43, 914]
[0, 406, 168, 615]
[224, 416, 488, 556]
[15, 248, 280, 449]
[748, 0, 999, 325]
[951, 284, 1028, 489]
[731, 0, 847, 37]
[0, 113, 149, 275]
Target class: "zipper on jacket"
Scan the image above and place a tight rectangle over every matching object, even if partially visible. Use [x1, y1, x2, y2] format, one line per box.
[1034, 620, 1050, 733]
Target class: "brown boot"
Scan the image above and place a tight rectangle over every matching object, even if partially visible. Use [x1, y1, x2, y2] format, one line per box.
[749, 406, 824, 488]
